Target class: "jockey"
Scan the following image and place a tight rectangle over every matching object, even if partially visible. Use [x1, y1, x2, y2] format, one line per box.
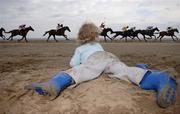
[100, 22, 105, 28]
[19, 24, 26, 31]
[146, 26, 153, 30]
[122, 26, 129, 32]
[167, 27, 173, 31]
[57, 23, 63, 31]
[99, 22, 105, 33]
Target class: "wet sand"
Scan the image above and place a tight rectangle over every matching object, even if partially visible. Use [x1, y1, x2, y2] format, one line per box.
[0, 41, 180, 114]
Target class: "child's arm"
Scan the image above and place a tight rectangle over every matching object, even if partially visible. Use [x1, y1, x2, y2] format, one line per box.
[70, 48, 81, 67]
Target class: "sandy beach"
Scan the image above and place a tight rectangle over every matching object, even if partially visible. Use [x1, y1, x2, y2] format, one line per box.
[0, 41, 180, 114]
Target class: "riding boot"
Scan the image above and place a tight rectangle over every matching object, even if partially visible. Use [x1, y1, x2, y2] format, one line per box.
[137, 64, 177, 108]
[24, 72, 73, 100]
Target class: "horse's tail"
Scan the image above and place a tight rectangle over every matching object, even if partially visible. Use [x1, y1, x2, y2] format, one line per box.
[43, 31, 49, 36]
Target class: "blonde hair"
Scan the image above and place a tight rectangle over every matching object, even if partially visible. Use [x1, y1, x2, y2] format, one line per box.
[77, 22, 99, 44]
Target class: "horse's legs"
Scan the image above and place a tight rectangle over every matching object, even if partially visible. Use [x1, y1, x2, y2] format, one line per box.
[119, 36, 124, 41]
[130, 36, 135, 41]
[18, 36, 28, 42]
[1, 35, 6, 40]
[149, 35, 153, 39]
[9, 36, 13, 41]
[173, 35, 178, 41]
[171, 36, 176, 41]
[24, 36, 28, 42]
[131, 36, 134, 41]
[112, 34, 118, 40]
[159, 36, 164, 42]
[103, 36, 107, 42]
[143, 35, 147, 42]
[11, 36, 14, 41]
[149, 36, 153, 42]
[106, 35, 112, 41]
[7, 35, 13, 40]
[129, 36, 135, 42]
[137, 36, 141, 42]
[153, 35, 156, 40]
[155, 34, 161, 41]
[125, 37, 128, 42]
[53, 35, 58, 42]
[134, 36, 141, 42]
[0, 36, 4, 40]
[63, 35, 69, 40]
[46, 35, 51, 42]
[18, 36, 24, 42]
[157, 34, 160, 39]
[111, 36, 114, 40]
[2, 35, 6, 40]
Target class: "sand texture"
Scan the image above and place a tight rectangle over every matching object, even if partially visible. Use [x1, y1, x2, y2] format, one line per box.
[0, 41, 180, 114]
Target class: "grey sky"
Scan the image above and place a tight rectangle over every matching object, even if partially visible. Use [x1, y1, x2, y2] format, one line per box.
[0, 0, 180, 38]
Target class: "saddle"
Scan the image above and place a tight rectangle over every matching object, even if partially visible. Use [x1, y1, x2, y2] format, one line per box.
[19, 29, 26, 35]
[56, 28, 63, 32]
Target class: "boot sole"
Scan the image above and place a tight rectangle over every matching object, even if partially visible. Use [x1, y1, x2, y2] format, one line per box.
[157, 84, 176, 108]
[24, 83, 58, 100]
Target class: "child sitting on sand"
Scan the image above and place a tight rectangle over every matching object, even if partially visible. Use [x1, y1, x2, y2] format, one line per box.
[25, 22, 177, 108]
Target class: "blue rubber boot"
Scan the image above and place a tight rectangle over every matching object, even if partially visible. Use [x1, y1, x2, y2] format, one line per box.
[140, 70, 177, 108]
[24, 72, 73, 100]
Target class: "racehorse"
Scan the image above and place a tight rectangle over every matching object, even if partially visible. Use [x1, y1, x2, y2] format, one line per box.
[156, 28, 179, 42]
[5, 26, 34, 42]
[119, 29, 136, 42]
[139, 27, 159, 42]
[100, 28, 113, 42]
[130, 30, 142, 41]
[43, 26, 71, 42]
[112, 29, 141, 42]
[111, 30, 124, 40]
[0, 28, 6, 40]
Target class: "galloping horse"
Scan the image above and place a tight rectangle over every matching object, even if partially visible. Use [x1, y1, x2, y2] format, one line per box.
[100, 28, 113, 42]
[43, 26, 71, 42]
[119, 29, 136, 42]
[111, 31, 124, 40]
[130, 30, 142, 41]
[139, 27, 159, 42]
[156, 28, 179, 42]
[6, 26, 34, 42]
[112, 29, 141, 42]
[0, 28, 6, 40]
